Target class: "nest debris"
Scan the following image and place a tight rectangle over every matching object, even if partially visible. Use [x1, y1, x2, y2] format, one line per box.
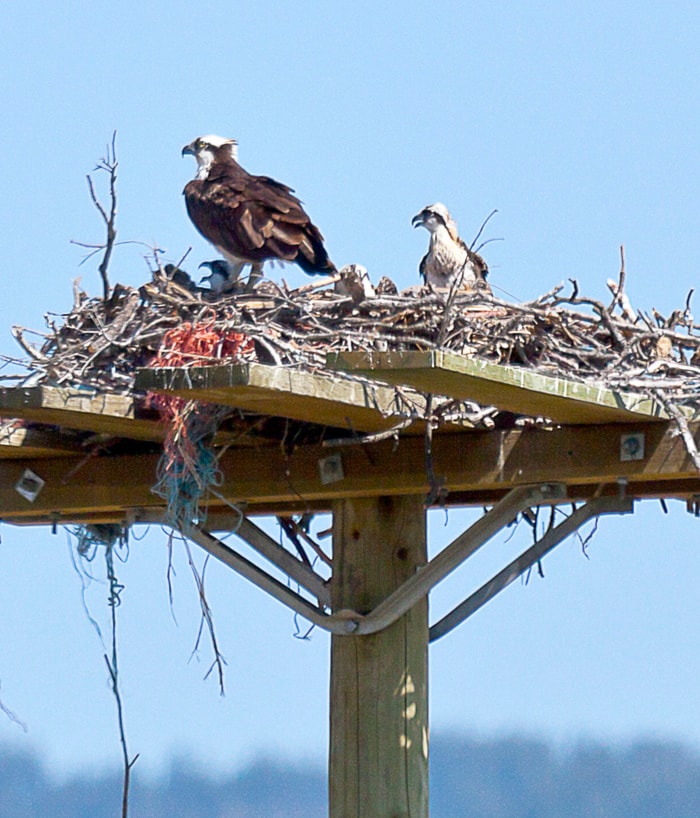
[6, 265, 700, 436]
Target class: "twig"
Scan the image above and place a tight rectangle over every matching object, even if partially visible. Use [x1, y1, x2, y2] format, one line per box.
[0, 680, 28, 732]
[103, 537, 138, 818]
[278, 515, 332, 567]
[423, 393, 447, 506]
[277, 516, 313, 566]
[473, 236, 504, 254]
[84, 131, 119, 303]
[469, 208, 498, 251]
[291, 274, 341, 295]
[71, 239, 156, 267]
[654, 391, 700, 472]
[607, 278, 637, 324]
[11, 327, 49, 362]
[174, 246, 193, 270]
[182, 538, 227, 694]
[607, 245, 626, 314]
[323, 417, 415, 447]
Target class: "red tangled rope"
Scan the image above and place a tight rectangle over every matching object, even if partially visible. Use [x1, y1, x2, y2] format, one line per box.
[148, 315, 255, 371]
[146, 319, 255, 524]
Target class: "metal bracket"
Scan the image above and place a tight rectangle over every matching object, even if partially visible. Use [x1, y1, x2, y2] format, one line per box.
[158, 483, 633, 640]
[428, 495, 634, 642]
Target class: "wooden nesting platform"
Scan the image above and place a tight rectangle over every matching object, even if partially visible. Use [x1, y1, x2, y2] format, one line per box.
[135, 361, 424, 434]
[0, 384, 162, 442]
[1, 419, 699, 526]
[0, 422, 81, 458]
[0, 352, 698, 525]
[327, 350, 678, 424]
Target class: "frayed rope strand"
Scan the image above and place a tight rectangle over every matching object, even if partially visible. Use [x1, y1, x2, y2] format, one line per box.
[70, 524, 138, 818]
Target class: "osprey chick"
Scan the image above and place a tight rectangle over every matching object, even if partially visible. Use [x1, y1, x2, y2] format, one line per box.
[182, 135, 335, 289]
[334, 264, 376, 304]
[198, 260, 231, 293]
[412, 203, 489, 291]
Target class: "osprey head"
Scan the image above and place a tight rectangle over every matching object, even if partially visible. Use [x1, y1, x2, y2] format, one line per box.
[182, 135, 239, 179]
[412, 202, 459, 240]
[198, 260, 231, 292]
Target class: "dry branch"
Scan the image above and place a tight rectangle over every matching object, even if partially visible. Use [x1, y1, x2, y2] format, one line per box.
[73, 132, 119, 303]
[9, 262, 700, 453]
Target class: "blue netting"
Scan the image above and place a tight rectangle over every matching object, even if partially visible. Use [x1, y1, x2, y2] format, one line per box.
[150, 400, 229, 528]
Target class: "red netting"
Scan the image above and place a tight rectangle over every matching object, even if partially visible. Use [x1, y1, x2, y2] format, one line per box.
[146, 320, 254, 525]
[148, 316, 255, 371]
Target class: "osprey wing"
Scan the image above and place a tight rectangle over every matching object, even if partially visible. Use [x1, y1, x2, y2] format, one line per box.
[184, 167, 334, 274]
[460, 238, 489, 280]
[184, 176, 249, 257]
[418, 252, 429, 283]
[246, 173, 334, 273]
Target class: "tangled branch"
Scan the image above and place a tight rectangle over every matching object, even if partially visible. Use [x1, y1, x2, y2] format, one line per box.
[76, 132, 119, 304]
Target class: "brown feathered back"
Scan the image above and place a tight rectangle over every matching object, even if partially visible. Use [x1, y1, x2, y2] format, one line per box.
[183, 141, 335, 275]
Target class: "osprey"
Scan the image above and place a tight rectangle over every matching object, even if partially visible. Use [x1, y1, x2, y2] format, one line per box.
[198, 260, 231, 293]
[412, 203, 489, 291]
[182, 135, 335, 288]
[334, 264, 376, 304]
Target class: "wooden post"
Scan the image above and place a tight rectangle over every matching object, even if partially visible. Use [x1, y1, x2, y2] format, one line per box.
[330, 495, 428, 818]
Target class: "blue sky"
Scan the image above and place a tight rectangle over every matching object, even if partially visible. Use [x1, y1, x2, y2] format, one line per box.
[2, 0, 700, 780]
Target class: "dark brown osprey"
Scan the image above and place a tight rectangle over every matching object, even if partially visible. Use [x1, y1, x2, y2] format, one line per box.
[412, 202, 490, 292]
[182, 135, 335, 288]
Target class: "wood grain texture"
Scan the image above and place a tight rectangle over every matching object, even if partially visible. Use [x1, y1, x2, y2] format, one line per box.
[136, 363, 423, 433]
[0, 422, 698, 523]
[0, 385, 161, 441]
[328, 350, 681, 424]
[330, 496, 428, 818]
[0, 423, 81, 458]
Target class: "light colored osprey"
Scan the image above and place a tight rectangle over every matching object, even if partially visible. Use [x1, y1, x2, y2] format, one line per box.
[334, 263, 376, 303]
[182, 135, 335, 289]
[412, 203, 489, 291]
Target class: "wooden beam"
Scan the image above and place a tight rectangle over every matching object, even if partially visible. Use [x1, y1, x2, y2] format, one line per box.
[135, 362, 423, 433]
[0, 385, 162, 441]
[0, 423, 81, 459]
[330, 496, 428, 817]
[0, 422, 698, 522]
[328, 350, 678, 424]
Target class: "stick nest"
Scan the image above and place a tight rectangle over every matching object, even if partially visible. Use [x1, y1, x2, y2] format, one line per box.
[8, 266, 700, 427]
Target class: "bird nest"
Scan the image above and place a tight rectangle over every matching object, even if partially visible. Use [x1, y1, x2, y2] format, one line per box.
[7, 264, 700, 437]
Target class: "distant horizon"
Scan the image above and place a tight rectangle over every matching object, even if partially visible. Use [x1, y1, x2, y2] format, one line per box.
[4, 727, 700, 783]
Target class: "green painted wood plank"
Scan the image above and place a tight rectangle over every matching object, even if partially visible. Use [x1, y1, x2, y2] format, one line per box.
[0, 385, 162, 441]
[327, 350, 680, 424]
[136, 362, 423, 433]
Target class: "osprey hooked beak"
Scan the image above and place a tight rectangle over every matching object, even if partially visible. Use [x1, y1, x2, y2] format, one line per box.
[411, 209, 428, 228]
[198, 260, 231, 292]
[198, 260, 229, 279]
[182, 135, 238, 158]
[412, 203, 454, 233]
[182, 136, 239, 180]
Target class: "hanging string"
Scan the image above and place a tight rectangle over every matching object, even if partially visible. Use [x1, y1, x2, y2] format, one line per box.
[69, 523, 137, 818]
[146, 321, 253, 527]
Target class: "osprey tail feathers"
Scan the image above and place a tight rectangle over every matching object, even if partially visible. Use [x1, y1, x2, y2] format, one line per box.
[294, 231, 336, 275]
